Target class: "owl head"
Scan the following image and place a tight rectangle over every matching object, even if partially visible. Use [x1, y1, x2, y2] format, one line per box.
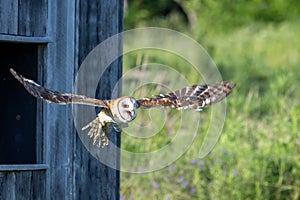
[112, 96, 138, 123]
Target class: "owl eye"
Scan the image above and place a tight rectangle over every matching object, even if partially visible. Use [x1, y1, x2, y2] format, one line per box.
[122, 104, 129, 108]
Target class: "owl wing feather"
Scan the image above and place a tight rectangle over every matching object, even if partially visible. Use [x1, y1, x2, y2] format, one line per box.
[10, 68, 110, 108]
[136, 81, 235, 110]
[10, 68, 235, 148]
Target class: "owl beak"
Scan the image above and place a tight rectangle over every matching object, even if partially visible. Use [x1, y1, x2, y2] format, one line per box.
[127, 110, 135, 119]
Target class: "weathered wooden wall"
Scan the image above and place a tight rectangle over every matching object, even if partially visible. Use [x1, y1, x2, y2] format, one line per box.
[0, 0, 48, 36]
[0, 0, 123, 199]
[0, 168, 46, 199]
[43, 0, 76, 198]
[74, 0, 123, 199]
[0, 1, 50, 199]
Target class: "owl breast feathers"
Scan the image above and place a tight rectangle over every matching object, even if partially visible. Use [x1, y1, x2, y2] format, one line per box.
[10, 68, 235, 148]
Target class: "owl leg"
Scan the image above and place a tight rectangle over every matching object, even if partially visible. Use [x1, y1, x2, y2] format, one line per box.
[112, 123, 128, 132]
[82, 109, 116, 148]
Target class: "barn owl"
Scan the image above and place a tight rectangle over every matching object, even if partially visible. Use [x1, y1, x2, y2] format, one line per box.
[10, 68, 235, 148]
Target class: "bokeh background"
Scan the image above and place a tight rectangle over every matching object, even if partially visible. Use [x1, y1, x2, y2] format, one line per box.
[121, 1, 300, 199]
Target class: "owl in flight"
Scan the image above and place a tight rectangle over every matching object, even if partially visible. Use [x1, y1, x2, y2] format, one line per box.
[10, 68, 235, 148]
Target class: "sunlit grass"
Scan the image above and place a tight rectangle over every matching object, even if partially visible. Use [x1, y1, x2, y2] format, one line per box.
[120, 21, 300, 199]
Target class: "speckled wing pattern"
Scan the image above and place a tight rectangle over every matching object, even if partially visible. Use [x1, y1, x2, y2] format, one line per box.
[137, 81, 236, 111]
[10, 68, 109, 108]
[10, 68, 235, 148]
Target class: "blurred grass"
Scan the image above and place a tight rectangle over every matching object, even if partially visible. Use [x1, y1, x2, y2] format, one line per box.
[121, 2, 300, 199]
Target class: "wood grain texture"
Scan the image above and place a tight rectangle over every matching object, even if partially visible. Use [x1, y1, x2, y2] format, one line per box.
[0, 0, 18, 34]
[43, 0, 76, 199]
[0, 0, 48, 36]
[74, 0, 123, 199]
[18, 0, 48, 36]
[0, 170, 46, 200]
[0, 0, 123, 199]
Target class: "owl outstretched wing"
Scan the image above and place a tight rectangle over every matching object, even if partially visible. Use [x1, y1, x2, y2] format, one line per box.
[10, 68, 129, 148]
[136, 81, 235, 111]
[10, 68, 235, 148]
[10, 68, 109, 108]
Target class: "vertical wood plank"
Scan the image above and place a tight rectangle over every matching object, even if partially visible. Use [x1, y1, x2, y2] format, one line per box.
[0, 0, 18, 34]
[36, 45, 47, 164]
[31, 170, 46, 200]
[0, 0, 123, 199]
[18, 0, 48, 36]
[75, 0, 123, 199]
[0, 171, 46, 200]
[44, 0, 76, 199]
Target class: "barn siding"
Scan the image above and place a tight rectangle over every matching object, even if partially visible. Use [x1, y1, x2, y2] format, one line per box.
[44, 0, 76, 199]
[18, 0, 48, 36]
[74, 0, 123, 199]
[0, 0, 48, 36]
[0, 0, 18, 34]
[0, 170, 46, 200]
[0, 0, 123, 199]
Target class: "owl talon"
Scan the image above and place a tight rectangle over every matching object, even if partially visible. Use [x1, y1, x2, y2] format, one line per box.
[93, 134, 100, 144]
[82, 110, 115, 148]
[100, 136, 109, 147]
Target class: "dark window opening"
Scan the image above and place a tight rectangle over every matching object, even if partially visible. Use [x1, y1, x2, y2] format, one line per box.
[0, 42, 38, 164]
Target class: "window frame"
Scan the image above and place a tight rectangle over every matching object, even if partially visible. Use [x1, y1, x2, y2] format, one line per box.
[0, 38, 49, 171]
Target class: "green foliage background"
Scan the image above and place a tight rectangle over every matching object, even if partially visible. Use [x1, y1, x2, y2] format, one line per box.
[121, 0, 300, 199]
